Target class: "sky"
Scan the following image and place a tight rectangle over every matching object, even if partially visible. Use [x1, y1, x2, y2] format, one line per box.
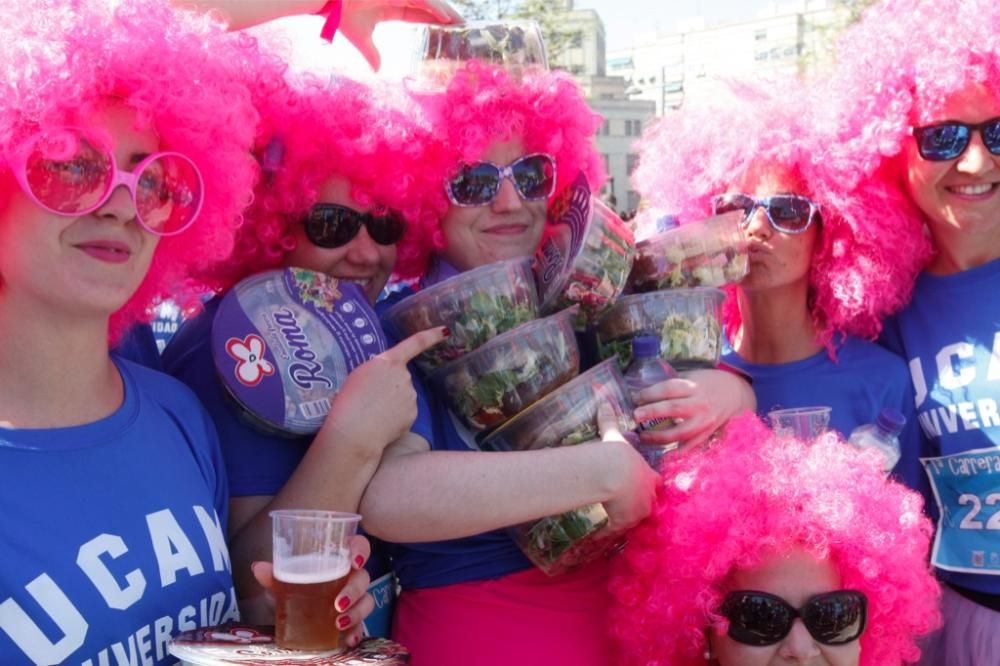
[575, 0, 781, 51]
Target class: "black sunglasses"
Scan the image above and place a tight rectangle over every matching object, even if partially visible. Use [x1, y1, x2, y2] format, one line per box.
[721, 590, 867, 647]
[910, 117, 1000, 161]
[711, 192, 820, 235]
[303, 203, 405, 249]
[445, 153, 556, 207]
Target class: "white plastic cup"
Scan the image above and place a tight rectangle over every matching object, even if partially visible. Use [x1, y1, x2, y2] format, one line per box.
[270, 510, 360, 651]
[768, 406, 832, 441]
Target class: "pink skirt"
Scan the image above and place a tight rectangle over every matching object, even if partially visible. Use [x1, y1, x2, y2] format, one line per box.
[392, 560, 614, 666]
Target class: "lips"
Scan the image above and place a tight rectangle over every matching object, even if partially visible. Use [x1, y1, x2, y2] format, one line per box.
[75, 240, 132, 264]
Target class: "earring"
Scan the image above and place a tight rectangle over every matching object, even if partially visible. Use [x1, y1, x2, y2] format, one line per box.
[703, 648, 712, 661]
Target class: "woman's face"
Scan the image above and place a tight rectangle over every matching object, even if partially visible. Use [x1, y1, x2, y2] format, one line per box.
[438, 137, 548, 272]
[709, 549, 861, 666]
[903, 83, 1000, 239]
[284, 175, 397, 304]
[0, 103, 160, 317]
[729, 164, 818, 293]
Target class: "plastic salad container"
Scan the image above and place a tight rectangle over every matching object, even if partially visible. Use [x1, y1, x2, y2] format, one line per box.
[211, 268, 387, 436]
[381, 258, 538, 375]
[595, 288, 726, 370]
[169, 624, 409, 665]
[479, 359, 636, 575]
[628, 210, 748, 291]
[432, 308, 580, 432]
[535, 173, 635, 329]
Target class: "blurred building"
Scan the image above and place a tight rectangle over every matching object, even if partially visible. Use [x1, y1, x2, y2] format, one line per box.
[606, 0, 854, 115]
[550, 0, 656, 214]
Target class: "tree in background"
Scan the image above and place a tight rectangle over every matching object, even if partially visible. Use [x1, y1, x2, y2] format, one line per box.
[450, 0, 575, 61]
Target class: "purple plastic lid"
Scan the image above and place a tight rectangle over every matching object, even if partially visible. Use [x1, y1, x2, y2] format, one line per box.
[631, 335, 660, 359]
[876, 407, 906, 436]
[535, 172, 592, 307]
[211, 268, 387, 436]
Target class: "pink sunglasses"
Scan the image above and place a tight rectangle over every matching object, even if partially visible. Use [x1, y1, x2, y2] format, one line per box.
[11, 126, 204, 236]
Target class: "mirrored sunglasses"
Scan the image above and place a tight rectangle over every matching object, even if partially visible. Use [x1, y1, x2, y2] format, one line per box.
[910, 117, 1000, 161]
[711, 192, 820, 234]
[721, 590, 867, 647]
[446, 153, 556, 207]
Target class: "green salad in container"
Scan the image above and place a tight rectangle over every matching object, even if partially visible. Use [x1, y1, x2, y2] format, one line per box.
[536, 174, 635, 330]
[434, 309, 580, 432]
[628, 211, 747, 292]
[479, 359, 635, 574]
[596, 288, 726, 369]
[381, 258, 538, 375]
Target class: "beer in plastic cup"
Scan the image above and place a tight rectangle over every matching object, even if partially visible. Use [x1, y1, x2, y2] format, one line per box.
[768, 406, 832, 441]
[270, 510, 360, 651]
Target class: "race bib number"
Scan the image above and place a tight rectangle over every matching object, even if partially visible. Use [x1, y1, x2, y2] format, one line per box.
[923, 448, 1000, 574]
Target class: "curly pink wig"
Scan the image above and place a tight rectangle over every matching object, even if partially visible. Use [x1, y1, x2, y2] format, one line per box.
[608, 414, 940, 666]
[206, 73, 447, 289]
[633, 79, 930, 352]
[0, 0, 263, 343]
[823, 0, 1000, 193]
[393, 62, 607, 279]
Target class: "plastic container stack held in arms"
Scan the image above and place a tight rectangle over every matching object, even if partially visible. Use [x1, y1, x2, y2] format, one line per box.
[210, 268, 387, 436]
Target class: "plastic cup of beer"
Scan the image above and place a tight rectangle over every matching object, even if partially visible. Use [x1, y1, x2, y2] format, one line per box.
[768, 406, 832, 441]
[270, 510, 360, 651]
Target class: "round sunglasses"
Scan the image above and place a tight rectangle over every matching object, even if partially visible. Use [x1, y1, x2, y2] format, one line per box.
[303, 203, 405, 249]
[910, 117, 1000, 161]
[720, 590, 868, 647]
[446, 153, 556, 207]
[711, 192, 821, 234]
[12, 126, 203, 236]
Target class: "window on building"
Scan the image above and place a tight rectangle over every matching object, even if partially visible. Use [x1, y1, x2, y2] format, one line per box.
[570, 32, 583, 48]
[600, 120, 610, 136]
[627, 190, 641, 211]
[627, 154, 639, 174]
[754, 29, 767, 41]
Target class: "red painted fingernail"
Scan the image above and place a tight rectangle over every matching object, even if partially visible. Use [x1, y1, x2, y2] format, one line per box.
[350, 634, 361, 647]
[337, 595, 351, 611]
[354, 554, 365, 568]
[442, 326, 451, 337]
[338, 615, 351, 629]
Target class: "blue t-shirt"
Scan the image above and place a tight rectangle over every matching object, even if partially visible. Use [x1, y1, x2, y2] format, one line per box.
[722, 335, 922, 469]
[0, 358, 237, 665]
[376, 286, 533, 591]
[882, 257, 1000, 594]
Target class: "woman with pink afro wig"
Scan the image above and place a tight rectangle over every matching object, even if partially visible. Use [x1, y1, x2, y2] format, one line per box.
[162, 73, 448, 631]
[0, 0, 268, 662]
[608, 414, 941, 666]
[631, 78, 924, 464]
[822, 1, 1000, 662]
[357, 60, 753, 666]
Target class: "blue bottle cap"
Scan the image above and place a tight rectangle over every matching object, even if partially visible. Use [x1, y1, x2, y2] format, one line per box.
[876, 407, 906, 436]
[632, 335, 660, 359]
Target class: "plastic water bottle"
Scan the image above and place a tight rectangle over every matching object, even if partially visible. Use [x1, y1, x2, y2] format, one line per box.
[847, 408, 906, 473]
[624, 335, 679, 469]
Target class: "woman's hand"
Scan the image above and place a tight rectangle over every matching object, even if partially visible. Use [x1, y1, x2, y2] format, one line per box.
[340, 0, 463, 70]
[594, 404, 660, 532]
[249, 535, 373, 647]
[632, 368, 755, 450]
[318, 326, 447, 458]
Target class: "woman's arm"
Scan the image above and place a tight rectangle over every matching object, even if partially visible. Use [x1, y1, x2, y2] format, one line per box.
[225, 328, 446, 618]
[360, 412, 660, 542]
[173, 1, 326, 30]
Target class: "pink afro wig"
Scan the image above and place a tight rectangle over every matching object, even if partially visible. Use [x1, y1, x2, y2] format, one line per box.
[206, 73, 447, 289]
[0, 0, 264, 343]
[393, 62, 607, 279]
[633, 79, 929, 352]
[822, 0, 1000, 192]
[608, 414, 941, 666]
